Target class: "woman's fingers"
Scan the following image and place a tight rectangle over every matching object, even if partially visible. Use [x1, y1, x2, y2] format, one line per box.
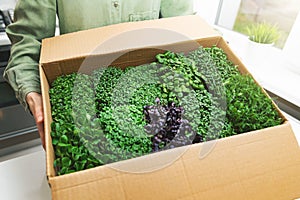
[26, 92, 45, 149]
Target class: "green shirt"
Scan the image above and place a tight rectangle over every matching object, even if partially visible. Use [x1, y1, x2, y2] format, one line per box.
[4, 0, 194, 111]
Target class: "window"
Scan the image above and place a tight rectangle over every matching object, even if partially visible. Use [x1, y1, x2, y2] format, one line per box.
[213, 0, 300, 78]
[229, 0, 300, 49]
[194, 0, 300, 120]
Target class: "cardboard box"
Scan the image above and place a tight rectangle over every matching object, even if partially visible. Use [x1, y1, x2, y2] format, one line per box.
[40, 15, 300, 199]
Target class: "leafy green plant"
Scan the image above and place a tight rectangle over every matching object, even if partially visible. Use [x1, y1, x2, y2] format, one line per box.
[203, 46, 240, 81]
[50, 73, 101, 175]
[92, 67, 123, 114]
[156, 48, 233, 141]
[246, 21, 280, 44]
[49, 46, 284, 176]
[224, 74, 283, 133]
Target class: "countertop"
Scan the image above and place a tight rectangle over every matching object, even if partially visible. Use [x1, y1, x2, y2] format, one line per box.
[0, 146, 51, 200]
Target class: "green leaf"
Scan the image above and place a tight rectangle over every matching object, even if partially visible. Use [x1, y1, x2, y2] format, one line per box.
[61, 157, 72, 167]
[57, 143, 71, 147]
[60, 135, 68, 143]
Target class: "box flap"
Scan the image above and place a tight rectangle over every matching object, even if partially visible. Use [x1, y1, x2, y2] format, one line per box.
[40, 15, 219, 64]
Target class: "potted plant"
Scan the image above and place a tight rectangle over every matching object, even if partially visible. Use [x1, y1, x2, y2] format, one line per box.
[246, 21, 280, 45]
[245, 21, 281, 68]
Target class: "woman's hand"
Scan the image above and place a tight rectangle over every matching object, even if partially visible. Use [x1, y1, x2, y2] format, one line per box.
[26, 92, 45, 149]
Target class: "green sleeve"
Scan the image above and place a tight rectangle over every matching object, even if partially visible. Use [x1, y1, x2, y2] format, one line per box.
[160, 0, 194, 18]
[4, 0, 57, 111]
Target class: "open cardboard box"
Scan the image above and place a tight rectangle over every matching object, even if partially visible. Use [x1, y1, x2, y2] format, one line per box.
[40, 15, 300, 199]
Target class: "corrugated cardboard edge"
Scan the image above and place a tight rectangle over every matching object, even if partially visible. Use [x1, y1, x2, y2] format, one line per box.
[42, 36, 221, 84]
[40, 15, 220, 65]
[40, 63, 55, 181]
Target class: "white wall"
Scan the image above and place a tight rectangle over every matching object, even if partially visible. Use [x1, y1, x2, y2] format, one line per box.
[193, 0, 241, 29]
[0, 0, 17, 10]
[193, 0, 220, 25]
[283, 11, 300, 74]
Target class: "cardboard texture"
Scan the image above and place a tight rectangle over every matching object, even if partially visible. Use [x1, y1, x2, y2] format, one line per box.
[40, 15, 300, 199]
